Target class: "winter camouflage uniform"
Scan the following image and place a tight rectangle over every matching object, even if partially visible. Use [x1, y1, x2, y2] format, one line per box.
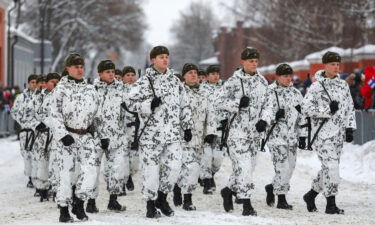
[260, 82, 306, 195]
[94, 78, 128, 195]
[123, 83, 140, 177]
[200, 80, 226, 180]
[216, 69, 268, 199]
[10, 89, 35, 177]
[302, 70, 356, 197]
[49, 76, 100, 207]
[177, 83, 217, 194]
[127, 67, 193, 201]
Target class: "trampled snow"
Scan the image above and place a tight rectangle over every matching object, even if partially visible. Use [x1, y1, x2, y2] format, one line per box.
[0, 136, 374, 225]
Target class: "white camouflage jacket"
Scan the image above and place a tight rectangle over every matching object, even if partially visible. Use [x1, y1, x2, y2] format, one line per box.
[49, 76, 99, 141]
[127, 67, 193, 145]
[94, 78, 127, 149]
[260, 82, 307, 147]
[301, 70, 356, 143]
[10, 89, 35, 129]
[183, 83, 217, 148]
[216, 69, 268, 140]
[122, 83, 138, 143]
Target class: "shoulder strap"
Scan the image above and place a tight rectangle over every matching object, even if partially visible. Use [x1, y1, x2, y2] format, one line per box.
[319, 81, 332, 103]
[146, 76, 156, 97]
[274, 90, 280, 109]
[240, 78, 245, 96]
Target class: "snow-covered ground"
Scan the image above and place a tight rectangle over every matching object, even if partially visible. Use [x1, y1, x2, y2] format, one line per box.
[0, 136, 374, 225]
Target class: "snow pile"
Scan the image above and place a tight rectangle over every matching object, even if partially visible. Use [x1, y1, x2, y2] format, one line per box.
[297, 140, 375, 185]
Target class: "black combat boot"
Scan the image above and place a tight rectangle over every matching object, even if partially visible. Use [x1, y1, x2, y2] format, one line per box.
[325, 196, 344, 214]
[74, 198, 88, 221]
[303, 189, 319, 212]
[86, 198, 99, 213]
[242, 199, 257, 216]
[59, 206, 74, 223]
[220, 187, 234, 212]
[198, 177, 204, 187]
[108, 194, 126, 211]
[71, 186, 78, 215]
[27, 177, 34, 188]
[183, 194, 196, 211]
[34, 189, 41, 197]
[277, 194, 293, 210]
[203, 179, 213, 195]
[146, 200, 161, 218]
[173, 184, 182, 206]
[155, 191, 174, 216]
[40, 189, 49, 202]
[265, 184, 275, 207]
[126, 175, 134, 191]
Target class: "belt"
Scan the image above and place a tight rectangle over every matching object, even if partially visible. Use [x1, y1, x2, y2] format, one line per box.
[65, 126, 88, 135]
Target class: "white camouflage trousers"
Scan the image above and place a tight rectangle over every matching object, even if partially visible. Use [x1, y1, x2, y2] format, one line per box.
[103, 146, 129, 195]
[177, 146, 202, 194]
[311, 139, 342, 197]
[31, 131, 50, 190]
[128, 147, 140, 176]
[140, 142, 182, 201]
[56, 134, 98, 207]
[19, 132, 33, 177]
[48, 141, 59, 193]
[269, 144, 297, 195]
[200, 140, 225, 179]
[226, 138, 258, 199]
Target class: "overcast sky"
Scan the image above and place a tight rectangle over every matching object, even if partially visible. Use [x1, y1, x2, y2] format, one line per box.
[143, 0, 230, 46]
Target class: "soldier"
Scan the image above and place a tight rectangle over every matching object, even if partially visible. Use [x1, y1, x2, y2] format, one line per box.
[27, 73, 61, 202]
[301, 51, 356, 215]
[256, 64, 307, 210]
[91, 60, 127, 213]
[10, 74, 38, 188]
[127, 46, 193, 218]
[218, 47, 268, 216]
[197, 69, 207, 84]
[114, 69, 123, 81]
[121, 65, 139, 193]
[49, 53, 100, 222]
[200, 65, 225, 194]
[173, 63, 217, 211]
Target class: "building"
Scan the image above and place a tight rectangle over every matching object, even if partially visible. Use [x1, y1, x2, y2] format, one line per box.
[0, 0, 10, 87]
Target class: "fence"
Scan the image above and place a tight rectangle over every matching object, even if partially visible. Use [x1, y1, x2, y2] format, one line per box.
[0, 109, 375, 144]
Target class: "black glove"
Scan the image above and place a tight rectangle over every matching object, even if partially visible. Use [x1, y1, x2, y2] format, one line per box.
[204, 134, 216, 144]
[329, 101, 339, 115]
[120, 102, 127, 109]
[36, 122, 47, 131]
[298, 137, 306, 149]
[61, 135, 74, 147]
[217, 119, 228, 131]
[151, 97, 162, 111]
[101, 138, 110, 150]
[255, 120, 267, 132]
[184, 129, 192, 142]
[275, 109, 285, 120]
[295, 105, 301, 114]
[345, 128, 353, 142]
[239, 96, 250, 108]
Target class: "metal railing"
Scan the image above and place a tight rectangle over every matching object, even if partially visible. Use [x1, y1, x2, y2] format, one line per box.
[0, 110, 16, 137]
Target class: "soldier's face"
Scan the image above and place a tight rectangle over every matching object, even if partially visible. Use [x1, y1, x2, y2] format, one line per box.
[123, 72, 136, 84]
[151, 54, 169, 71]
[46, 79, 59, 91]
[115, 75, 122, 81]
[28, 80, 37, 90]
[276, 74, 292, 87]
[184, 70, 198, 86]
[207, 72, 219, 84]
[241, 58, 258, 73]
[198, 75, 206, 83]
[99, 69, 115, 84]
[325, 62, 340, 78]
[38, 81, 46, 90]
[66, 65, 85, 80]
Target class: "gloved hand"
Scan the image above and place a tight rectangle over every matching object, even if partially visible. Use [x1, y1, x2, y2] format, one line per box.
[345, 128, 353, 142]
[298, 137, 306, 149]
[120, 102, 127, 109]
[330, 101, 339, 115]
[101, 138, 110, 150]
[295, 105, 301, 114]
[151, 97, 162, 111]
[239, 96, 250, 108]
[36, 122, 47, 131]
[204, 134, 216, 144]
[61, 135, 74, 147]
[255, 120, 267, 132]
[275, 109, 285, 120]
[184, 129, 192, 142]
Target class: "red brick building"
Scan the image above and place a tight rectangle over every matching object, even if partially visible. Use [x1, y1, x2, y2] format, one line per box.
[0, 0, 10, 86]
